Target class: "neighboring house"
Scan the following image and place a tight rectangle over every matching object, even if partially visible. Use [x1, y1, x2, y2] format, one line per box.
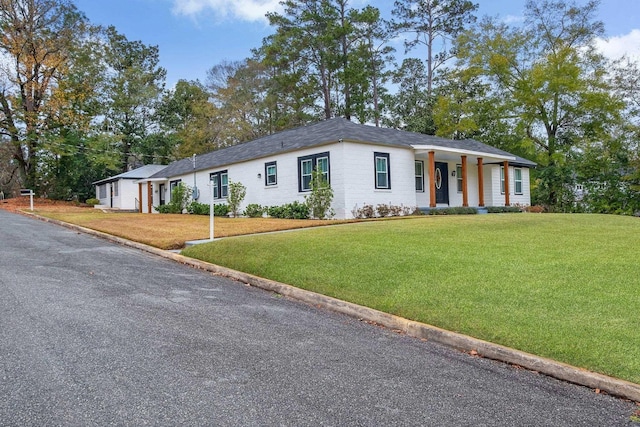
[93, 165, 167, 210]
[136, 118, 536, 218]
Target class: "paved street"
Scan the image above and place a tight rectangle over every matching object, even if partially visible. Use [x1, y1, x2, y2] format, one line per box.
[0, 209, 636, 425]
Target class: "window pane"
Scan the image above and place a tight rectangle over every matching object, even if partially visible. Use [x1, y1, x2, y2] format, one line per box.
[457, 165, 463, 192]
[377, 172, 388, 188]
[267, 165, 276, 185]
[302, 160, 312, 175]
[302, 175, 311, 191]
[377, 160, 388, 188]
[212, 176, 219, 199]
[415, 161, 423, 192]
[317, 157, 329, 183]
[500, 167, 505, 194]
[301, 159, 312, 190]
[317, 157, 328, 172]
[221, 173, 228, 198]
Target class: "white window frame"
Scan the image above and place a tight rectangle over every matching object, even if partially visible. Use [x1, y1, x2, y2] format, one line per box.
[415, 161, 424, 192]
[514, 168, 523, 195]
[265, 161, 277, 186]
[209, 171, 228, 200]
[374, 152, 390, 189]
[298, 152, 330, 192]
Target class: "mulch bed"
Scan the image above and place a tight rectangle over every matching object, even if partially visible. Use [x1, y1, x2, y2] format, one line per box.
[0, 197, 85, 213]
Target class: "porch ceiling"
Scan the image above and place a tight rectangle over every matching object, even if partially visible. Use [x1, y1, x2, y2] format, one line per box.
[412, 145, 515, 163]
[135, 178, 168, 184]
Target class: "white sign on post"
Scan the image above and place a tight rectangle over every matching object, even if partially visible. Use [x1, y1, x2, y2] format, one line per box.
[20, 189, 34, 211]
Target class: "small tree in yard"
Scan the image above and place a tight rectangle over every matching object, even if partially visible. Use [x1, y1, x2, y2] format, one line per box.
[305, 169, 334, 219]
[228, 181, 246, 217]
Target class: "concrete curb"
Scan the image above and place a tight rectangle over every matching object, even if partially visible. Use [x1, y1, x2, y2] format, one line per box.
[24, 212, 640, 403]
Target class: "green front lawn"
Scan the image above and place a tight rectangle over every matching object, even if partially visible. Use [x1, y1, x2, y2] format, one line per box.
[182, 214, 640, 384]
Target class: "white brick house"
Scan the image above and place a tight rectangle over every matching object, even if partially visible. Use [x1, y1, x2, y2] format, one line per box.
[93, 165, 167, 210]
[135, 118, 535, 218]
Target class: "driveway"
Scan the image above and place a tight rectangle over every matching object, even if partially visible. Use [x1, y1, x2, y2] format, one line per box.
[0, 210, 636, 425]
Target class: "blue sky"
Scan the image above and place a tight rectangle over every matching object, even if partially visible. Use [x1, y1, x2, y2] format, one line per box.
[73, 0, 640, 88]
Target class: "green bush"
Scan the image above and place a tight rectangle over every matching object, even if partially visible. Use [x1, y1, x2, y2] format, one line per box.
[187, 201, 210, 215]
[155, 204, 180, 214]
[244, 203, 265, 218]
[486, 206, 522, 213]
[156, 183, 191, 214]
[428, 207, 478, 215]
[304, 169, 334, 219]
[214, 203, 230, 217]
[228, 181, 247, 217]
[85, 198, 100, 206]
[267, 201, 309, 219]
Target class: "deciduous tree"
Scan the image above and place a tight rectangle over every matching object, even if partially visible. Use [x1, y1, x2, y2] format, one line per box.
[457, 0, 623, 209]
[0, 0, 88, 192]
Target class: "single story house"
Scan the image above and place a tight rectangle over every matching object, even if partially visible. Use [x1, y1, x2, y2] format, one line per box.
[136, 118, 536, 218]
[93, 164, 167, 210]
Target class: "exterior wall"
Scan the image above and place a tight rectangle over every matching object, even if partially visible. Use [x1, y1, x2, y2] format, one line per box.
[151, 148, 532, 218]
[485, 165, 531, 207]
[94, 180, 140, 210]
[160, 142, 420, 219]
[341, 142, 417, 218]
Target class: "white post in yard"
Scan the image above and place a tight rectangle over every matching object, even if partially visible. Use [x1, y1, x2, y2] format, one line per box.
[20, 189, 34, 211]
[209, 179, 215, 241]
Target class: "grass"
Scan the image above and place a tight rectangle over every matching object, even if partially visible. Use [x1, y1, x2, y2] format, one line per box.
[34, 207, 354, 249]
[182, 214, 640, 384]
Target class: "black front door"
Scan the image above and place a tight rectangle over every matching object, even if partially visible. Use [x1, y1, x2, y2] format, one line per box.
[435, 162, 449, 205]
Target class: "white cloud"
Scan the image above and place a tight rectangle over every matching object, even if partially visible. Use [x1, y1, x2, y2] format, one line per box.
[502, 14, 525, 24]
[172, 0, 283, 22]
[596, 29, 640, 62]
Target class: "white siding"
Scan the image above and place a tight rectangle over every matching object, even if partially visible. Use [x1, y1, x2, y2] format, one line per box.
[485, 165, 531, 207]
[341, 142, 417, 218]
[154, 147, 532, 218]
[164, 142, 421, 219]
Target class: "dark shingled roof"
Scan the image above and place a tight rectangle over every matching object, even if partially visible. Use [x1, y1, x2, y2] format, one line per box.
[150, 118, 535, 179]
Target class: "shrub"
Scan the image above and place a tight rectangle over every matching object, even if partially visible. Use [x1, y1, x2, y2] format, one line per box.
[187, 201, 210, 215]
[304, 169, 334, 219]
[156, 182, 191, 214]
[524, 205, 545, 213]
[376, 204, 391, 217]
[228, 181, 246, 217]
[353, 204, 376, 219]
[85, 198, 100, 206]
[389, 205, 403, 217]
[155, 204, 179, 214]
[267, 201, 309, 219]
[214, 203, 230, 217]
[244, 203, 265, 218]
[405, 206, 422, 216]
[486, 206, 522, 213]
[428, 207, 478, 215]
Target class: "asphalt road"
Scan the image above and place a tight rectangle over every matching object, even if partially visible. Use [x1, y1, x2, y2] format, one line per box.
[0, 210, 636, 426]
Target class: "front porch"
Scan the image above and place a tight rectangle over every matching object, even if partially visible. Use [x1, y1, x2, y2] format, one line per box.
[413, 144, 518, 209]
